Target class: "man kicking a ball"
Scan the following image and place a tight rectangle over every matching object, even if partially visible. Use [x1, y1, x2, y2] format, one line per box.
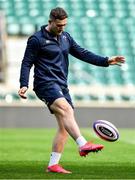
[18, 7, 125, 174]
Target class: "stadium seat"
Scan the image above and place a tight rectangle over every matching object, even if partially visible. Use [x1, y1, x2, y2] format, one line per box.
[7, 23, 20, 35]
[0, 94, 5, 100]
[105, 95, 114, 101]
[21, 23, 35, 36]
[27, 93, 37, 100]
[11, 92, 20, 100]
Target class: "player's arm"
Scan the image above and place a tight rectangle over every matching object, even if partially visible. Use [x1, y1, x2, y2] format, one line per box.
[67, 33, 125, 66]
[18, 36, 40, 99]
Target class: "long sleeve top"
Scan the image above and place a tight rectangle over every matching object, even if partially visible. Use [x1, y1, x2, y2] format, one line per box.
[19, 25, 109, 90]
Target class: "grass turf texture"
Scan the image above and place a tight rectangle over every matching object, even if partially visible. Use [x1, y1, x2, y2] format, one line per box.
[0, 128, 135, 179]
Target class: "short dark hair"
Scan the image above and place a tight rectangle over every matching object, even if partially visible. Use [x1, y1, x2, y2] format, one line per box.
[49, 7, 68, 20]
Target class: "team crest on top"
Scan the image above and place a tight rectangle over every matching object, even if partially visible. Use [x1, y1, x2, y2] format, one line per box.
[63, 35, 67, 40]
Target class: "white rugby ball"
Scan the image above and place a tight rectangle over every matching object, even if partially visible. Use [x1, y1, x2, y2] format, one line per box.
[93, 120, 119, 142]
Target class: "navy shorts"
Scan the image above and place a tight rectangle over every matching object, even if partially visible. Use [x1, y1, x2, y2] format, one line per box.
[34, 82, 74, 114]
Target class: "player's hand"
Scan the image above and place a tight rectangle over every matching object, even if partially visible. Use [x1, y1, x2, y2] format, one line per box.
[108, 56, 125, 66]
[18, 87, 28, 99]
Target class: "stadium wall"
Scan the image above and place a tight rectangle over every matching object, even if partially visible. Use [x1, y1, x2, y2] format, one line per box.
[0, 106, 135, 128]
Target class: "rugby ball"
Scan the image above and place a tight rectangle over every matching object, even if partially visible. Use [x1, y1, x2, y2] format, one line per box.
[93, 120, 119, 142]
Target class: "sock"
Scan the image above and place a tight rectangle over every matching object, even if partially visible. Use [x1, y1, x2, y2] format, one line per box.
[48, 152, 62, 166]
[76, 136, 87, 147]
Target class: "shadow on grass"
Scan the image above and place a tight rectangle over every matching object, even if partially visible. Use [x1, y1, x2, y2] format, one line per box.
[0, 161, 135, 179]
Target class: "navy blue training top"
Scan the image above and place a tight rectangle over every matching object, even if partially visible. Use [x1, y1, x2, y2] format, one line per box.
[19, 25, 109, 89]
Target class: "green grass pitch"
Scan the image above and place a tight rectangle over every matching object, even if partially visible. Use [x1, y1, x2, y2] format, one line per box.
[0, 128, 135, 179]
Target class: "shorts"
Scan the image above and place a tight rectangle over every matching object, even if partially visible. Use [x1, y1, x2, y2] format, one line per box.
[34, 82, 74, 114]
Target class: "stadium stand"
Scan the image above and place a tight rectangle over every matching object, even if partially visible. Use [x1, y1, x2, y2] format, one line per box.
[0, 0, 135, 105]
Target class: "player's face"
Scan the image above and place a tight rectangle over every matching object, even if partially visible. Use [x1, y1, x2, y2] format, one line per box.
[50, 18, 67, 36]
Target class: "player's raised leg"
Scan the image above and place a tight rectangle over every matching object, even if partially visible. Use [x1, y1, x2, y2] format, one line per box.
[50, 98, 104, 157]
